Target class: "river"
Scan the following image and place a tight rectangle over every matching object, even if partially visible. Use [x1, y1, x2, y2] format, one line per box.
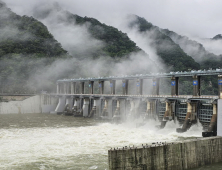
[0, 113, 221, 170]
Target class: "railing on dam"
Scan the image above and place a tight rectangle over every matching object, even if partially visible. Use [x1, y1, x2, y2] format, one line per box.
[55, 68, 222, 100]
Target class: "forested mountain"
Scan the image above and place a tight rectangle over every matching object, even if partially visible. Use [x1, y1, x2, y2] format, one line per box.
[161, 29, 216, 62]
[124, 16, 221, 95]
[161, 29, 222, 70]
[0, 1, 67, 58]
[33, 3, 141, 59]
[0, 0, 220, 95]
[0, 1, 72, 93]
[212, 34, 222, 40]
[159, 26, 222, 95]
[127, 16, 200, 71]
[0, 1, 152, 93]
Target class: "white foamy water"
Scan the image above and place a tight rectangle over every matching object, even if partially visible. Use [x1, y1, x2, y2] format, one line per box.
[0, 115, 203, 170]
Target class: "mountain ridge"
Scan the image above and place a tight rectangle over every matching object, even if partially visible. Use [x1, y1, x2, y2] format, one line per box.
[126, 15, 200, 71]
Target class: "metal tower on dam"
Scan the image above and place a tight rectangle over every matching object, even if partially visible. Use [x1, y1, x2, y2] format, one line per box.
[48, 69, 222, 137]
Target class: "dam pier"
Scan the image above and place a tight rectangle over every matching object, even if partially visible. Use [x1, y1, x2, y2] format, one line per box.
[40, 69, 222, 137]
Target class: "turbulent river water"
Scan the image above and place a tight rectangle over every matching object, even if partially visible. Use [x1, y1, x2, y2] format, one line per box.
[0, 113, 222, 170]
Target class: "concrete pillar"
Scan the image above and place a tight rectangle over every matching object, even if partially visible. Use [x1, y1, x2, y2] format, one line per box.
[82, 98, 89, 117]
[73, 98, 81, 116]
[96, 99, 102, 117]
[89, 81, 94, 94]
[152, 78, 160, 95]
[108, 100, 114, 118]
[113, 100, 121, 123]
[66, 97, 73, 108]
[66, 82, 70, 94]
[63, 82, 67, 94]
[122, 80, 129, 95]
[80, 82, 85, 94]
[110, 80, 116, 95]
[146, 100, 157, 119]
[210, 104, 217, 131]
[129, 100, 135, 117]
[102, 100, 108, 117]
[71, 82, 76, 94]
[203, 103, 217, 137]
[158, 101, 173, 129]
[165, 102, 173, 119]
[177, 101, 197, 133]
[187, 102, 197, 120]
[64, 97, 73, 115]
[171, 77, 179, 96]
[218, 75, 222, 98]
[56, 82, 60, 94]
[88, 99, 97, 118]
[119, 99, 126, 119]
[59, 83, 63, 94]
[99, 81, 104, 94]
[193, 75, 201, 96]
[136, 79, 143, 95]
[55, 96, 66, 114]
[145, 101, 152, 119]
[147, 101, 151, 113]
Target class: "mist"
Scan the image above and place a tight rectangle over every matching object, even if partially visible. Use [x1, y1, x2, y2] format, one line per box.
[13, 1, 166, 93]
[6, 0, 222, 38]
[194, 38, 222, 56]
[2, 0, 222, 93]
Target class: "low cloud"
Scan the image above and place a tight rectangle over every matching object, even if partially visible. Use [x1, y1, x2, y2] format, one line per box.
[6, 0, 222, 39]
[31, 2, 105, 58]
[194, 38, 222, 56]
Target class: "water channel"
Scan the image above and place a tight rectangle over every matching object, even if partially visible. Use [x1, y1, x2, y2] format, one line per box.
[0, 113, 221, 170]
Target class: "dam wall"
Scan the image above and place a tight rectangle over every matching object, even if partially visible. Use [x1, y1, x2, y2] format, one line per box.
[108, 136, 222, 170]
[0, 95, 58, 114]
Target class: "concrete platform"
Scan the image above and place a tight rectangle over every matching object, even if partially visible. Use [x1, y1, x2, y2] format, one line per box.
[108, 136, 222, 170]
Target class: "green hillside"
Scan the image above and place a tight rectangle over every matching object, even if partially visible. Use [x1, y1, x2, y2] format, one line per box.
[0, 2, 67, 58]
[0, 1, 69, 93]
[33, 5, 141, 59]
[128, 16, 200, 71]
[0, 1, 152, 93]
[127, 16, 220, 95]
[160, 29, 221, 95]
[162, 29, 222, 70]
[0, 0, 220, 95]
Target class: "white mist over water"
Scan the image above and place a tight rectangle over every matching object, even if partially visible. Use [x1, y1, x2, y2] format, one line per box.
[0, 115, 202, 170]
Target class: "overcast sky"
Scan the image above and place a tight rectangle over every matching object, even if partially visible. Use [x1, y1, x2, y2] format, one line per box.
[5, 0, 222, 39]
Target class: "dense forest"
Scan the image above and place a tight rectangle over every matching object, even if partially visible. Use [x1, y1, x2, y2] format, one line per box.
[162, 29, 222, 70]
[0, 0, 221, 95]
[0, 1, 71, 93]
[0, 1, 145, 93]
[128, 16, 200, 72]
[33, 4, 142, 59]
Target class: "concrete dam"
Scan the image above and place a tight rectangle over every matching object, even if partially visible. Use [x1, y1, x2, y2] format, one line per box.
[2, 69, 222, 169]
[42, 69, 222, 138]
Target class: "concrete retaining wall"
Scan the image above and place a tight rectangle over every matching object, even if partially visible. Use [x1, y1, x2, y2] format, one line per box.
[0, 95, 34, 101]
[0, 95, 58, 114]
[108, 137, 222, 170]
[0, 95, 41, 114]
